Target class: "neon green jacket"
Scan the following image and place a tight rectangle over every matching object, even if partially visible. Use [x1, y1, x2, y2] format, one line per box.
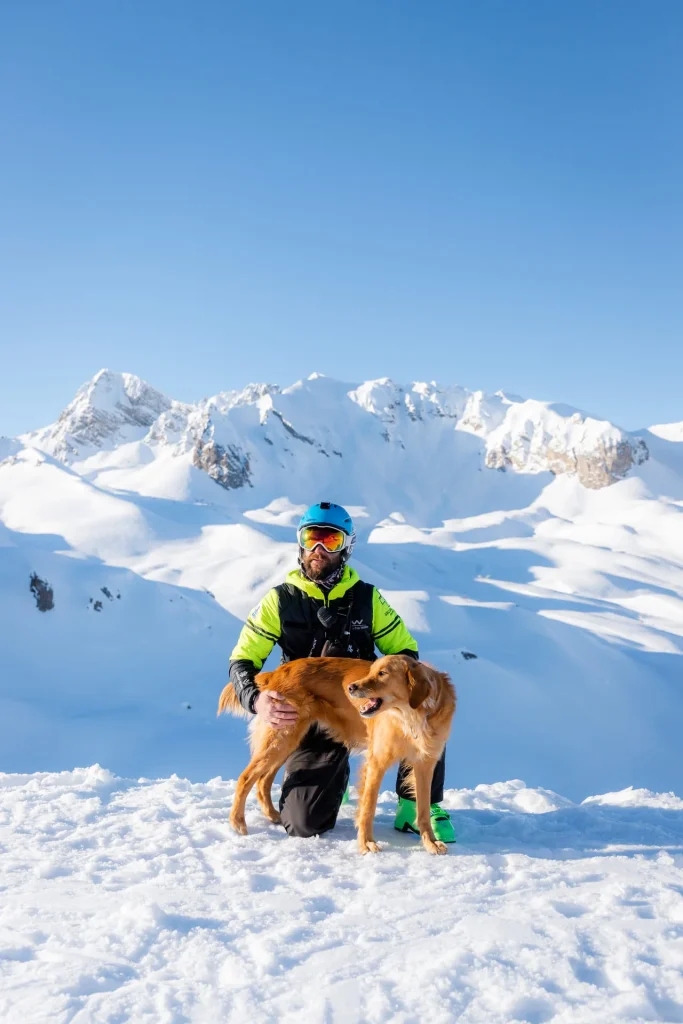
[230, 566, 418, 670]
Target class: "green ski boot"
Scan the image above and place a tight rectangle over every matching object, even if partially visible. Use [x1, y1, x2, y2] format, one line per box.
[394, 797, 456, 843]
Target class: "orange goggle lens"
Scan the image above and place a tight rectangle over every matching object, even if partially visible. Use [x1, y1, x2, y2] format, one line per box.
[299, 526, 346, 552]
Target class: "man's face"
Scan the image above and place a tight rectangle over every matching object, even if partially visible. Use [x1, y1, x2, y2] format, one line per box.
[301, 544, 343, 580]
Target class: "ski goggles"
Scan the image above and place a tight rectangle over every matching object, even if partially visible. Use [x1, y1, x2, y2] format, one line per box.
[298, 525, 348, 553]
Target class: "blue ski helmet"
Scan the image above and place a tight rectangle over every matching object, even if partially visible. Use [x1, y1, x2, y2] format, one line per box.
[297, 502, 356, 559]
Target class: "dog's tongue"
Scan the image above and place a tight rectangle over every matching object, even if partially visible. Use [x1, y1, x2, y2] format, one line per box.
[361, 698, 380, 714]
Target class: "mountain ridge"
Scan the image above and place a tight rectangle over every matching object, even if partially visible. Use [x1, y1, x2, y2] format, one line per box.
[18, 368, 656, 491]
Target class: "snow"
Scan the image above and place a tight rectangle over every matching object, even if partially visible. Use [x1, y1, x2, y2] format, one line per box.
[1, 767, 682, 1023]
[649, 422, 683, 443]
[1, 370, 683, 798]
[3, 369, 683, 1019]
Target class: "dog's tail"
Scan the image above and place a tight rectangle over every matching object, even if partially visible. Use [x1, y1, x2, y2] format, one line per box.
[217, 682, 249, 719]
[217, 671, 272, 718]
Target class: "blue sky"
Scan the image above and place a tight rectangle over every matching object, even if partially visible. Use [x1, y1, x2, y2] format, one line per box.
[1, 1, 682, 435]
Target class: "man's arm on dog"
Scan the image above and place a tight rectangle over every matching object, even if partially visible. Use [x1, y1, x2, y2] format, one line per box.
[371, 588, 419, 660]
[229, 589, 282, 713]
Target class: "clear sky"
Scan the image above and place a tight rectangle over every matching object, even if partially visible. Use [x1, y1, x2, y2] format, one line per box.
[2, 1, 682, 436]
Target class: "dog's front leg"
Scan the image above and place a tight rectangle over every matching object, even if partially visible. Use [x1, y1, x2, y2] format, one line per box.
[414, 758, 447, 855]
[356, 754, 390, 854]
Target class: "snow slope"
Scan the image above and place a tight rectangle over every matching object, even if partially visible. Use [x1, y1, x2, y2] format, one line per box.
[650, 421, 683, 443]
[1, 767, 682, 1024]
[1, 370, 683, 798]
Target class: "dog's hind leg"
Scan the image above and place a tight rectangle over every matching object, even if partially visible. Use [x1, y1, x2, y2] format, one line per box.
[413, 758, 447, 855]
[231, 760, 272, 836]
[230, 722, 306, 835]
[256, 759, 287, 824]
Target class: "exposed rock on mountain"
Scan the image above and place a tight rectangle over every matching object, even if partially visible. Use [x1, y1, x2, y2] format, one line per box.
[484, 402, 649, 488]
[29, 573, 53, 612]
[23, 369, 172, 460]
[192, 424, 252, 490]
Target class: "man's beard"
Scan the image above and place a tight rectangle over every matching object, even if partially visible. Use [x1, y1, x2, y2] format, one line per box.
[300, 550, 343, 583]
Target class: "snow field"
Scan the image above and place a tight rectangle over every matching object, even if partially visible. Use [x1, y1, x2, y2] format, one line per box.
[3, 370, 683, 1021]
[2, 371, 683, 798]
[3, 446, 683, 798]
[1, 767, 683, 1023]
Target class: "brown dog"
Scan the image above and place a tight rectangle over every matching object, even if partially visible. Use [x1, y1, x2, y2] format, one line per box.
[217, 654, 456, 855]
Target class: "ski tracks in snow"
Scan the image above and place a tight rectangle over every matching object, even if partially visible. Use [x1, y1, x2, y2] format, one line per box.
[1, 767, 683, 1023]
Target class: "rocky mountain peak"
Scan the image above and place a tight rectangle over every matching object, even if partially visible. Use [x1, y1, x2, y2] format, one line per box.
[23, 369, 172, 461]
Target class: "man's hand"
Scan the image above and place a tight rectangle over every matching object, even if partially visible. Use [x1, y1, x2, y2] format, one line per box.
[254, 691, 298, 729]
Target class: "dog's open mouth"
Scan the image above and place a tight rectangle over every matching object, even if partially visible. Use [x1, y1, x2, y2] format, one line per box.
[359, 697, 383, 717]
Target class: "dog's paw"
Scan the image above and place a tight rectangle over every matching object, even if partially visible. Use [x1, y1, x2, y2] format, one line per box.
[264, 811, 281, 825]
[359, 840, 381, 855]
[423, 838, 448, 855]
[230, 818, 248, 836]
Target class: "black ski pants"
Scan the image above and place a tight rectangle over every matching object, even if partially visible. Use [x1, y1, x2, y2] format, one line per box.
[279, 724, 446, 839]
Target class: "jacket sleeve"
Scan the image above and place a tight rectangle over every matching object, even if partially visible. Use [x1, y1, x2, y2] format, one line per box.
[229, 660, 261, 714]
[228, 589, 281, 712]
[371, 587, 419, 658]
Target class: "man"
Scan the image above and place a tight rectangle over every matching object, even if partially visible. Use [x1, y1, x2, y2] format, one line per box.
[228, 501, 455, 843]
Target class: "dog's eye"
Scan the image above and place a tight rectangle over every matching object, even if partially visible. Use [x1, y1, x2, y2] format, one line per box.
[378, 670, 386, 677]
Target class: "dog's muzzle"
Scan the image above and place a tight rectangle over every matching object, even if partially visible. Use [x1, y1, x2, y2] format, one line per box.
[348, 683, 384, 718]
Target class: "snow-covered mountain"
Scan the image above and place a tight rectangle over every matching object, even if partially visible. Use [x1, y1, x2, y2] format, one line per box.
[650, 419, 683, 443]
[2, 369, 683, 797]
[22, 367, 649, 492]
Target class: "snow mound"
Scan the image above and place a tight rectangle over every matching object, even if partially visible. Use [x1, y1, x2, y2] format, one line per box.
[1, 768, 682, 1023]
[583, 786, 683, 809]
[447, 778, 575, 814]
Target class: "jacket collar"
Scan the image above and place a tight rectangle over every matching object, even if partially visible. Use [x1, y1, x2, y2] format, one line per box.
[286, 565, 359, 601]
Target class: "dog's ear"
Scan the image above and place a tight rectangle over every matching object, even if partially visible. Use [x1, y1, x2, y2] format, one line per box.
[406, 660, 432, 709]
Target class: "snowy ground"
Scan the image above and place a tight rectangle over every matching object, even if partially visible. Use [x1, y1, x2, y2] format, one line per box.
[2, 767, 683, 1023]
[3, 374, 683, 1019]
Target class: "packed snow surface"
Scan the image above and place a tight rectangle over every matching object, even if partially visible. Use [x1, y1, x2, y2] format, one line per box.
[1, 767, 682, 1023]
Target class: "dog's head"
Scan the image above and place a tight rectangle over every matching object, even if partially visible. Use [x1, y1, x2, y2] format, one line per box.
[345, 655, 434, 718]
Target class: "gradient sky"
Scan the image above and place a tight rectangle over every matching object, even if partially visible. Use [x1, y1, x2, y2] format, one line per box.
[1, 1, 682, 436]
